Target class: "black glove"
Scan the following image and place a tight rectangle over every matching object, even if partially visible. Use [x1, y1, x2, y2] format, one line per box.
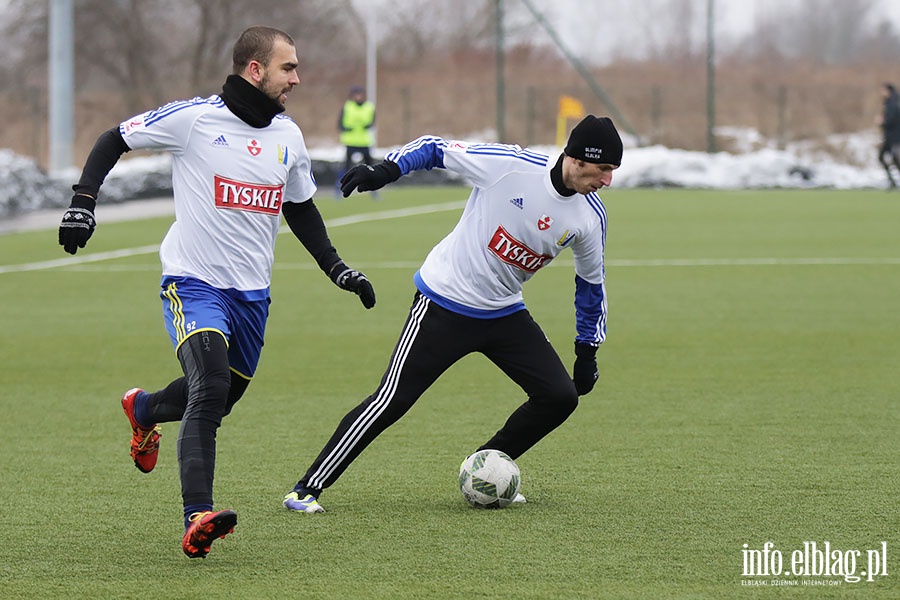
[339, 161, 401, 197]
[572, 342, 599, 396]
[330, 262, 376, 309]
[59, 194, 97, 255]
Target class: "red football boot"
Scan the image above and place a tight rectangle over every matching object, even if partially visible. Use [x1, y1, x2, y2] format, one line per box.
[121, 388, 161, 473]
[182, 510, 238, 558]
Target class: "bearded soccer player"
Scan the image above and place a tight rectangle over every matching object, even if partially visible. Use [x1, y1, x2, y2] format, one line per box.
[283, 115, 621, 513]
[58, 26, 376, 557]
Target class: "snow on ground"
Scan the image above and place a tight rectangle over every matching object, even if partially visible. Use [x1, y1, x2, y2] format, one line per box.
[0, 129, 894, 226]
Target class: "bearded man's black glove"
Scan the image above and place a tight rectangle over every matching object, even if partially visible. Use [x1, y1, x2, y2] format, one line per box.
[330, 262, 376, 309]
[59, 194, 97, 255]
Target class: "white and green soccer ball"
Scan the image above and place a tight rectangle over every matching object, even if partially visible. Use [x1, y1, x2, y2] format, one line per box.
[458, 449, 521, 508]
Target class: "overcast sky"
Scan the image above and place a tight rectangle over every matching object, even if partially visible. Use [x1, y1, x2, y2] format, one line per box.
[12, 0, 900, 65]
[719, 0, 900, 34]
[525, 0, 900, 62]
[353, 0, 900, 64]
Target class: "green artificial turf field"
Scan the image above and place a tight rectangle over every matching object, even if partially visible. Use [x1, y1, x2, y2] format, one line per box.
[1, 187, 897, 599]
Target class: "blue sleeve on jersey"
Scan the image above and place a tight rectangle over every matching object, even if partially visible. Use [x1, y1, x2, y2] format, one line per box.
[385, 136, 446, 175]
[574, 274, 607, 345]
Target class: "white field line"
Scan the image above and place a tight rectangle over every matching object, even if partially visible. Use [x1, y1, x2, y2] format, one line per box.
[0, 201, 466, 275]
[53, 257, 900, 273]
[4, 200, 900, 274]
[607, 257, 900, 267]
[0, 245, 163, 274]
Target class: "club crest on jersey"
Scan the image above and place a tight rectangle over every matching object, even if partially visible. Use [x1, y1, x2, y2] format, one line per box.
[537, 214, 553, 231]
[214, 175, 283, 215]
[247, 138, 262, 156]
[488, 225, 553, 274]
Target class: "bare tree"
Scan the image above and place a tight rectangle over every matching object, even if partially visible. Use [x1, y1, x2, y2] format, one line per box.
[859, 18, 900, 62]
[3, 0, 50, 90]
[752, 0, 878, 65]
[181, 0, 241, 93]
[662, 0, 704, 62]
[378, 0, 500, 64]
[74, 0, 180, 110]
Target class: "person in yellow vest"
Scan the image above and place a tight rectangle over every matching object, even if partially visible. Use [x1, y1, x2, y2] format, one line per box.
[338, 85, 376, 179]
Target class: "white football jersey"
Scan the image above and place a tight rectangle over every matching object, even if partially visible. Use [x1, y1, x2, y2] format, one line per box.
[387, 137, 607, 318]
[119, 95, 316, 292]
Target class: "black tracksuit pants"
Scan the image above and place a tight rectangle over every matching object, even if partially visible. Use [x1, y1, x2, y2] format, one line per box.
[300, 292, 579, 492]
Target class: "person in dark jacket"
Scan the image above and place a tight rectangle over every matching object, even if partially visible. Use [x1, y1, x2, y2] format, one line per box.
[877, 82, 900, 188]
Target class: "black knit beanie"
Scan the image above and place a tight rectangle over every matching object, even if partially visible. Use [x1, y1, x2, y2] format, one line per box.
[564, 115, 623, 166]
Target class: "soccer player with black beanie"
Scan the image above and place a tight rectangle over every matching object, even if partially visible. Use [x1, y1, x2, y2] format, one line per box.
[283, 115, 622, 513]
[59, 26, 374, 557]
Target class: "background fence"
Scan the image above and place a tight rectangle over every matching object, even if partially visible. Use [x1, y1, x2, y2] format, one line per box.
[1, 75, 886, 169]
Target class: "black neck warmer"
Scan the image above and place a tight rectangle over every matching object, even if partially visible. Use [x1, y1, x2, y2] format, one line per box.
[220, 74, 285, 129]
[550, 153, 577, 197]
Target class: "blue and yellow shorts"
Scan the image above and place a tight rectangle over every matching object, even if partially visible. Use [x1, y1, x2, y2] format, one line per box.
[160, 276, 270, 380]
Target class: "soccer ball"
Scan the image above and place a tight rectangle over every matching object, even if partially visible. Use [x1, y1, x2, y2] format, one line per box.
[458, 449, 521, 508]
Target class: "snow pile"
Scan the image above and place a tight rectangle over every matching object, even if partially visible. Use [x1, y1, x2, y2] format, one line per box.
[0, 130, 892, 218]
[0, 153, 174, 218]
[92, 154, 175, 202]
[611, 145, 886, 189]
[0, 150, 69, 216]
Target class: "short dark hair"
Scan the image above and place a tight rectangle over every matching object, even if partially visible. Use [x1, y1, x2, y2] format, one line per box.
[232, 26, 295, 74]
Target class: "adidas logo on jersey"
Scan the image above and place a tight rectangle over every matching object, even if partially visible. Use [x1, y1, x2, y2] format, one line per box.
[211, 135, 229, 147]
[509, 197, 524, 209]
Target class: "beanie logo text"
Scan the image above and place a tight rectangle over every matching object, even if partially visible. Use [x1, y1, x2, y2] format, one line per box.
[584, 147, 603, 160]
